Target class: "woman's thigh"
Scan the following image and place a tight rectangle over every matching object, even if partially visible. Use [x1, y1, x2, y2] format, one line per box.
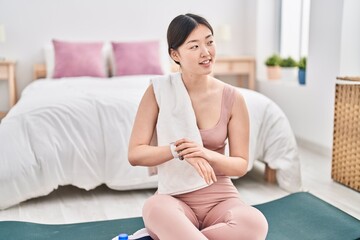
[142, 194, 207, 240]
[201, 198, 268, 240]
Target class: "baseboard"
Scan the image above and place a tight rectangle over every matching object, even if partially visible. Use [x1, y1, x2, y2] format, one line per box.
[296, 137, 332, 158]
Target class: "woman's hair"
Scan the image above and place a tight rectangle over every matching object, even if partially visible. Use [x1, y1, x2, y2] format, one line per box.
[167, 13, 214, 65]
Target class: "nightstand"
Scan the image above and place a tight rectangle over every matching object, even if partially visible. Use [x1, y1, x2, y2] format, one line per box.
[171, 56, 256, 90]
[213, 56, 256, 90]
[0, 111, 6, 120]
[0, 60, 17, 119]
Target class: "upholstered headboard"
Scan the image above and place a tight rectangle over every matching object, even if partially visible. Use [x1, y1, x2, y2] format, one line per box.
[33, 62, 179, 81]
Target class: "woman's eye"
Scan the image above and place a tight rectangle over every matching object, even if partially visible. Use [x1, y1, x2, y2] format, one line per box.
[208, 40, 214, 45]
[190, 45, 198, 50]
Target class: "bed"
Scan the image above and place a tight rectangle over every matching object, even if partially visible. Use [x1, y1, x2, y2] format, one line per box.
[0, 40, 301, 210]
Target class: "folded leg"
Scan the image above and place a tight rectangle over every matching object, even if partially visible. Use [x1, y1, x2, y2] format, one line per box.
[142, 194, 208, 240]
[201, 198, 268, 240]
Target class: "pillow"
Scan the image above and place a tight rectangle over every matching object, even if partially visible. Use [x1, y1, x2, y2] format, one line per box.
[51, 40, 107, 78]
[111, 40, 164, 76]
[44, 42, 111, 78]
[44, 44, 56, 78]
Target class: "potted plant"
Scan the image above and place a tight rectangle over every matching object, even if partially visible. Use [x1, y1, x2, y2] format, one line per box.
[279, 56, 298, 81]
[265, 54, 281, 80]
[298, 57, 306, 85]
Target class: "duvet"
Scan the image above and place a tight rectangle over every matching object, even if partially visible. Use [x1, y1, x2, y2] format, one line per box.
[0, 75, 301, 209]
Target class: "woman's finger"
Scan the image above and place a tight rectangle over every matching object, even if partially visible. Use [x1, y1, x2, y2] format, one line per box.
[204, 162, 215, 184]
[186, 157, 215, 185]
[211, 167, 217, 183]
[182, 150, 203, 159]
[198, 161, 212, 185]
[175, 142, 196, 152]
[202, 160, 216, 184]
[190, 161, 205, 180]
[179, 147, 200, 157]
[200, 164, 210, 185]
[188, 158, 209, 184]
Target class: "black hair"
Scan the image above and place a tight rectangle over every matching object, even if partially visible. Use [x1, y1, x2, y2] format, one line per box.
[167, 13, 214, 65]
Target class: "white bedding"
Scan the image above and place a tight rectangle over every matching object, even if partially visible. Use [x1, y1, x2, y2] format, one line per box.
[0, 75, 301, 210]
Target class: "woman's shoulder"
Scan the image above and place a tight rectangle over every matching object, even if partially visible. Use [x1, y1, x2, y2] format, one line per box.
[212, 78, 241, 98]
[211, 78, 246, 112]
[150, 72, 182, 90]
[212, 77, 235, 90]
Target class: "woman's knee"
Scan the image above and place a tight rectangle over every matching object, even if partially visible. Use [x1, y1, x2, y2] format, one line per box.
[143, 195, 170, 220]
[243, 207, 268, 239]
[226, 206, 268, 239]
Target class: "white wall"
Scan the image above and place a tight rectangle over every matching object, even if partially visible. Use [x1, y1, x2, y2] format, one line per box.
[0, 0, 251, 111]
[340, 0, 360, 76]
[256, 0, 281, 80]
[256, 0, 347, 152]
[2, 0, 356, 152]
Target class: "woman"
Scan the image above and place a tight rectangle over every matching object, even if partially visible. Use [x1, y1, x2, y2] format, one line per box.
[128, 13, 268, 240]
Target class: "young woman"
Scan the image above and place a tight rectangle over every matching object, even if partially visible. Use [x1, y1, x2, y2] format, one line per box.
[128, 13, 268, 240]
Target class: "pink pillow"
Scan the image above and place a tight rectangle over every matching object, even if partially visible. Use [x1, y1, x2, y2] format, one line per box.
[111, 41, 163, 76]
[53, 40, 106, 78]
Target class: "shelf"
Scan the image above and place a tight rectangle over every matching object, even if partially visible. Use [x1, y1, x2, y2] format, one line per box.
[257, 78, 304, 87]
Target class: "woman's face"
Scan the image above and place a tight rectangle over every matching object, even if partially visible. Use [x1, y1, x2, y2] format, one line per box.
[172, 24, 216, 76]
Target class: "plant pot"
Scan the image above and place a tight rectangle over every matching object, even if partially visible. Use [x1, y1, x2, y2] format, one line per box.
[281, 67, 297, 81]
[266, 66, 281, 80]
[298, 69, 306, 85]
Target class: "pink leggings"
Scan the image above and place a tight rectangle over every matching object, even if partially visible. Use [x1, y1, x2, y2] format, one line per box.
[143, 176, 268, 240]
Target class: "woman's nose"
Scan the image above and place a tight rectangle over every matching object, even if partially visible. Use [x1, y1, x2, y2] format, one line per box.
[200, 46, 210, 57]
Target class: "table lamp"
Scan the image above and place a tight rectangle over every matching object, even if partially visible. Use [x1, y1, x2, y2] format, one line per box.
[216, 24, 232, 56]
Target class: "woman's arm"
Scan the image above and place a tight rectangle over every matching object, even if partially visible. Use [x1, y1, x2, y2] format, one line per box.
[128, 85, 173, 166]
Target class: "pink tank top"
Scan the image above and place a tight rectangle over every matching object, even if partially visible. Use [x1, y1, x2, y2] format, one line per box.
[199, 84, 236, 155]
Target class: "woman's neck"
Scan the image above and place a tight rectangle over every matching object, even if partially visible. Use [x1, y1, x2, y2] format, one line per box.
[180, 72, 211, 94]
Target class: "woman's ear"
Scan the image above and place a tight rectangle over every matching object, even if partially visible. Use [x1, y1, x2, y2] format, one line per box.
[170, 49, 180, 63]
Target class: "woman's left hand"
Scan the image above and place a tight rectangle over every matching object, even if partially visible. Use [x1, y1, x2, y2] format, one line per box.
[174, 138, 214, 162]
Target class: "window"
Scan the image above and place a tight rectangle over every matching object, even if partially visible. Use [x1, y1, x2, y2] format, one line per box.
[280, 0, 310, 60]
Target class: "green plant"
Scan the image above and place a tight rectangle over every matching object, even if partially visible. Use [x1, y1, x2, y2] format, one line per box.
[298, 57, 307, 70]
[280, 57, 298, 68]
[265, 54, 282, 67]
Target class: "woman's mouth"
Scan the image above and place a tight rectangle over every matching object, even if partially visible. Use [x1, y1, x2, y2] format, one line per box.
[199, 59, 211, 65]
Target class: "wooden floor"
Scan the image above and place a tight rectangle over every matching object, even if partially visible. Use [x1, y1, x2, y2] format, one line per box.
[0, 144, 359, 224]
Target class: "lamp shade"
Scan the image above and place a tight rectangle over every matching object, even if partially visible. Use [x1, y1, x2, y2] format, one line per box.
[0, 24, 6, 43]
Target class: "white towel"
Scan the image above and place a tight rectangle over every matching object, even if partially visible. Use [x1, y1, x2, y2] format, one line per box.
[111, 228, 150, 240]
[150, 72, 208, 195]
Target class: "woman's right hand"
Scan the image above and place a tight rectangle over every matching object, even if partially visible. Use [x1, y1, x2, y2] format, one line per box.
[184, 157, 217, 185]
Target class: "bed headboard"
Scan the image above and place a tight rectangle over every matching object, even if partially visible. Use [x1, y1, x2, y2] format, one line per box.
[32, 64, 113, 80]
[33, 64, 47, 80]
